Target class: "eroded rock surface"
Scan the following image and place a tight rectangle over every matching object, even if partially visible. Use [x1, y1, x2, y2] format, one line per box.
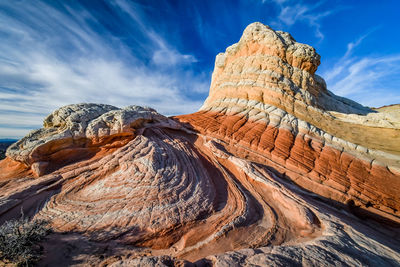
[0, 22, 399, 266]
[188, 22, 400, 222]
[3, 104, 180, 177]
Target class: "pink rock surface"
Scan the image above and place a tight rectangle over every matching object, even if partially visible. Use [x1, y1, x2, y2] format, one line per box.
[0, 22, 399, 266]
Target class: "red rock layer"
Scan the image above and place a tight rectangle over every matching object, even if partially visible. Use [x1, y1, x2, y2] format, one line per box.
[0, 124, 322, 262]
[176, 111, 400, 223]
[0, 136, 132, 180]
[1, 22, 400, 266]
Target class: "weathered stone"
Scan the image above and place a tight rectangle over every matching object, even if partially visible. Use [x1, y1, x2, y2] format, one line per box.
[31, 161, 49, 177]
[4, 104, 181, 176]
[0, 22, 399, 266]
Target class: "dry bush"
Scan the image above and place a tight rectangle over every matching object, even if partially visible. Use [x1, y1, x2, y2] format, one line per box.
[0, 213, 50, 266]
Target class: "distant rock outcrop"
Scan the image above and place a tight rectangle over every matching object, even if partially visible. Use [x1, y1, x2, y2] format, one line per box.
[0, 22, 399, 266]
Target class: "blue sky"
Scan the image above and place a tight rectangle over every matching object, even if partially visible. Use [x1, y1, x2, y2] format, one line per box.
[0, 0, 399, 138]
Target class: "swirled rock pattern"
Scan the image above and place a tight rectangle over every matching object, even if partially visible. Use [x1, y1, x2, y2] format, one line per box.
[0, 22, 400, 266]
[191, 22, 400, 222]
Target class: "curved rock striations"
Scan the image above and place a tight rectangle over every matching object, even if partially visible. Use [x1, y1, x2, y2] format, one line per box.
[2, 104, 181, 178]
[0, 22, 400, 266]
[0, 104, 322, 263]
[177, 106, 400, 224]
[179, 22, 400, 223]
[201, 22, 400, 156]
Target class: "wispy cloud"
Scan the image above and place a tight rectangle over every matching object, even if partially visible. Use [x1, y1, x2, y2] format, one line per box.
[1, 0, 399, 139]
[320, 30, 400, 107]
[268, 0, 337, 40]
[0, 1, 208, 138]
[150, 34, 197, 67]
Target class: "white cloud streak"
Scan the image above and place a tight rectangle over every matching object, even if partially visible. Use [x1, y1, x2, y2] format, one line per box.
[269, 0, 335, 40]
[0, 1, 208, 138]
[320, 32, 400, 108]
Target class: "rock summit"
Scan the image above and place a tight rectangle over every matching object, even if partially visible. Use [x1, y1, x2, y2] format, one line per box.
[1, 22, 399, 266]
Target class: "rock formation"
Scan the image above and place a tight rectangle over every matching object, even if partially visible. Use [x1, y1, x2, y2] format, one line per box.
[180, 22, 400, 223]
[0, 22, 399, 266]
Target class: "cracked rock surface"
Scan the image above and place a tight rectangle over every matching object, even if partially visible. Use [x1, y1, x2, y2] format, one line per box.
[0, 22, 399, 266]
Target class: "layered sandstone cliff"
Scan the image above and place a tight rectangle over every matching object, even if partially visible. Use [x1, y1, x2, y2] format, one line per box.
[180, 22, 400, 223]
[0, 22, 399, 266]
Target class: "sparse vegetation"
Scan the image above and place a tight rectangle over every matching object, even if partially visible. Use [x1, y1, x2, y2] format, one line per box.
[0, 213, 50, 266]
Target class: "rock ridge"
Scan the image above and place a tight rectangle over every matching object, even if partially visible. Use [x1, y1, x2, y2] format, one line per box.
[0, 22, 399, 266]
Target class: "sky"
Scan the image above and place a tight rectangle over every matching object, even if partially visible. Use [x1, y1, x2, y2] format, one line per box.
[0, 0, 399, 139]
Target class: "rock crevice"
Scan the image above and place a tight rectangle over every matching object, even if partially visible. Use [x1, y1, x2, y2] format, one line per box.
[0, 22, 400, 266]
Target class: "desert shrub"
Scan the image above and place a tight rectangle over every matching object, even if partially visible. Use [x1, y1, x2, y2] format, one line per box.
[0, 213, 50, 266]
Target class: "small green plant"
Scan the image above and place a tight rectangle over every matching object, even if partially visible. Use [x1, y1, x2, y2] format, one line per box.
[0, 211, 50, 266]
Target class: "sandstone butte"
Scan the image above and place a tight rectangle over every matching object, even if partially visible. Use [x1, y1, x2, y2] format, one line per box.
[0, 22, 400, 266]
